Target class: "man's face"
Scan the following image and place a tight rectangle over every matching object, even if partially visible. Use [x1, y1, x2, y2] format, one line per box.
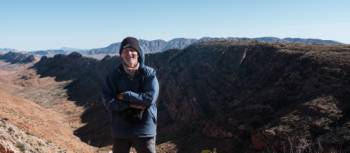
[121, 48, 139, 67]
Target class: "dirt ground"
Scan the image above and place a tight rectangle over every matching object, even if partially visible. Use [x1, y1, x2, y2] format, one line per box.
[0, 61, 97, 153]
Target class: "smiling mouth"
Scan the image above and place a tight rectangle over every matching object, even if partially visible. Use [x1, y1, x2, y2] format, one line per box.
[126, 57, 137, 60]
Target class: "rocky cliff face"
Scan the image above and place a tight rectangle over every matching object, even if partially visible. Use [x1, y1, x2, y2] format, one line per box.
[32, 41, 350, 153]
[148, 41, 350, 152]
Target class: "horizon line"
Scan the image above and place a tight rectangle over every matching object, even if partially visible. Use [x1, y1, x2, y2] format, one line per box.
[1, 36, 347, 52]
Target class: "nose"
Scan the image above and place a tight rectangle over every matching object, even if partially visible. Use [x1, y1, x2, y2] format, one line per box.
[130, 51, 137, 57]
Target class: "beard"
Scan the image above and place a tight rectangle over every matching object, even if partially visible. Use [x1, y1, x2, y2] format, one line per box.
[123, 58, 138, 68]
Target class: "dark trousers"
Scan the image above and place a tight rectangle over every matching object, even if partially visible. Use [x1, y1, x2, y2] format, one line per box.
[112, 137, 156, 153]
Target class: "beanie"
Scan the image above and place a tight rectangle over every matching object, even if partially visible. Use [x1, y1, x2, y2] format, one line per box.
[119, 37, 141, 55]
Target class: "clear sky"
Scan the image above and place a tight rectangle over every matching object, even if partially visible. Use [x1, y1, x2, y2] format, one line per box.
[1, 0, 349, 51]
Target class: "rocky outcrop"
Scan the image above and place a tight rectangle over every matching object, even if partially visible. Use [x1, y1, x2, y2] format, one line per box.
[0, 118, 64, 153]
[150, 42, 350, 152]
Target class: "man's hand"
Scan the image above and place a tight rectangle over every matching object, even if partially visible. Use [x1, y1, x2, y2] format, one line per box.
[116, 94, 123, 100]
[129, 104, 146, 110]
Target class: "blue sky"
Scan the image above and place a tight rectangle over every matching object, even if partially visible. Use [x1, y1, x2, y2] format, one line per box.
[1, 0, 349, 51]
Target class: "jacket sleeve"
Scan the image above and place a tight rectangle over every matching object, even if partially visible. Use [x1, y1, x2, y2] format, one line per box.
[121, 73, 159, 108]
[102, 73, 128, 112]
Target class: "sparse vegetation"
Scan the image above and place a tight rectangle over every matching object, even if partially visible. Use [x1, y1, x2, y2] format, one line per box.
[261, 136, 344, 153]
[15, 141, 26, 152]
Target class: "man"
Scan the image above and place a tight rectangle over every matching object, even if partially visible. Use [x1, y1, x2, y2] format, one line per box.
[103, 37, 159, 153]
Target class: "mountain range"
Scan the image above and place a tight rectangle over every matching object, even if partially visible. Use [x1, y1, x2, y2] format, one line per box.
[0, 48, 18, 53]
[1, 37, 343, 59]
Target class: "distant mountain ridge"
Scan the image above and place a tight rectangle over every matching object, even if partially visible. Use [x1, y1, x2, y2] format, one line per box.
[84, 38, 198, 56]
[27, 47, 87, 57]
[0, 48, 18, 53]
[0, 52, 36, 63]
[255, 37, 341, 45]
[28, 49, 69, 57]
[82, 37, 342, 57]
[2, 37, 343, 58]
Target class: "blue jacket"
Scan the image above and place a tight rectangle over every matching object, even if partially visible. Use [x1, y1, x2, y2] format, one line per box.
[102, 53, 159, 138]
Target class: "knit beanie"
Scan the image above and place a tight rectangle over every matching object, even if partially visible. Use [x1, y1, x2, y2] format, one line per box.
[119, 37, 141, 55]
